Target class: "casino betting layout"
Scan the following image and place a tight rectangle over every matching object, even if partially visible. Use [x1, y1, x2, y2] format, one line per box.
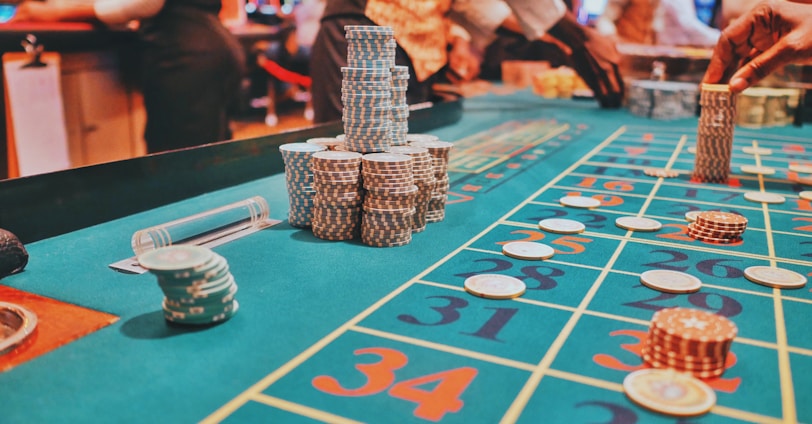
[1, 25, 812, 424]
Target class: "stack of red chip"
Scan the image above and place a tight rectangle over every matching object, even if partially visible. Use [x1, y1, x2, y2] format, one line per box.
[642, 307, 737, 379]
[687, 211, 747, 243]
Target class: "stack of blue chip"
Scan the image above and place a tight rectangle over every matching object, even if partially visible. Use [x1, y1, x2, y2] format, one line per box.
[342, 25, 396, 153]
[279, 142, 327, 228]
[138, 245, 239, 325]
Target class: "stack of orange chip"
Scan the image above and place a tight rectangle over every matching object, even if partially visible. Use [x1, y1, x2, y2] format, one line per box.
[687, 211, 747, 244]
[642, 307, 737, 379]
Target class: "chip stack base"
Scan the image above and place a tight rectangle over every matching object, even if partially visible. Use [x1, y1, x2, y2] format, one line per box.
[409, 139, 453, 223]
[389, 145, 434, 232]
[692, 83, 736, 183]
[641, 307, 737, 379]
[361, 153, 416, 247]
[311, 151, 364, 240]
[280, 143, 327, 228]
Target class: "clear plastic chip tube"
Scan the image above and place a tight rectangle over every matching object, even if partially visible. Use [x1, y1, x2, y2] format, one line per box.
[131, 196, 270, 256]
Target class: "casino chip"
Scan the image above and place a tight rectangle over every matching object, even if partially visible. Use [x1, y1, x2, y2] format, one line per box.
[644, 168, 679, 178]
[641, 307, 737, 379]
[138, 245, 239, 325]
[615, 216, 662, 232]
[502, 241, 554, 260]
[640, 270, 702, 293]
[799, 191, 812, 201]
[560, 196, 600, 209]
[687, 211, 747, 244]
[538, 218, 585, 234]
[739, 165, 775, 175]
[789, 164, 812, 174]
[743, 191, 785, 204]
[743, 266, 807, 289]
[684, 211, 700, 222]
[623, 369, 716, 417]
[464, 274, 526, 299]
[742, 146, 772, 156]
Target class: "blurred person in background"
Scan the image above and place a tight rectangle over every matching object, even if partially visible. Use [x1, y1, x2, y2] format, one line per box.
[10, 0, 245, 154]
[310, 0, 625, 124]
[595, 0, 719, 46]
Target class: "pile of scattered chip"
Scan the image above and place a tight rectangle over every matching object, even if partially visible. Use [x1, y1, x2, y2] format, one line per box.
[280, 143, 327, 228]
[628, 80, 698, 120]
[361, 153, 416, 247]
[410, 135, 453, 223]
[692, 84, 736, 183]
[687, 211, 747, 244]
[342, 25, 396, 153]
[311, 150, 364, 240]
[389, 145, 434, 232]
[641, 307, 737, 379]
[138, 245, 239, 325]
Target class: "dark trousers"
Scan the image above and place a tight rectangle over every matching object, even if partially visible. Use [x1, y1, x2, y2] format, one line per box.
[310, 15, 435, 124]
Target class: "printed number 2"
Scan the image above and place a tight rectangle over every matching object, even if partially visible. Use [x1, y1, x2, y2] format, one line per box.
[312, 347, 478, 421]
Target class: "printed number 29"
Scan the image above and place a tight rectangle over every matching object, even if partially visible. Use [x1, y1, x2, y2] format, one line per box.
[312, 347, 477, 421]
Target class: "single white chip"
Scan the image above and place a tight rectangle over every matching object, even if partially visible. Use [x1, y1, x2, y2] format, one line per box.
[560, 196, 601, 209]
[623, 369, 716, 417]
[464, 274, 526, 299]
[538, 218, 586, 234]
[687, 146, 697, 154]
[640, 269, 702, 293]
[644, 168, 679, 178]
[742, 146, 772, 156]
[685, 211, 701, 222]
[502, 241, 555, 260]
[799, 191, 812, 201]
[789, 164, 812, 174]
[615, 216, 662, 232]
[740, 165, 775, 175]
[743, 191, 785, 204]
[744, 266, 807, 289]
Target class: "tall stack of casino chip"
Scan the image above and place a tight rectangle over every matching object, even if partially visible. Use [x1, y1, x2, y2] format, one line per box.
[360, 153, 417, 247]
[409, 137, 453, 223]
[310, 151, 364, 240]
[389, 65, 410, 146]
[280, 143, 327, 227]
[389, 145, 434, 233]
[342, 25, 396, 153]
[692, 83, 736, 183]
[137, 245, 239, 325]
[641, 307, 737, 379]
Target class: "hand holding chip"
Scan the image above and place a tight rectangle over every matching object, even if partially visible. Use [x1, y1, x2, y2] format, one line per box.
[703, 0, 812, 92]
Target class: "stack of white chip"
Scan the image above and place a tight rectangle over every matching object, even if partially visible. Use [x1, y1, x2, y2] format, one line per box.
[279, 143, 327, 228]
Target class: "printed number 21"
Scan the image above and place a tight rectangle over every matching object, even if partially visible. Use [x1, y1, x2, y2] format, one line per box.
[312, 347, 478, 421]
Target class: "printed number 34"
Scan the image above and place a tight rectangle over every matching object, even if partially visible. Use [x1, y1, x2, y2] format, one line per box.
[312, 347, 478, 421]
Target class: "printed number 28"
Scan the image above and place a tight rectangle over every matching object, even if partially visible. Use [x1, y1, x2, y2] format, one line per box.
[312, 347, 477, 421]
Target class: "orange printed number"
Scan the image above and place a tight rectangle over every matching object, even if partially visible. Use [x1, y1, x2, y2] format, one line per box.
[312, 347, 478, 421]
[496, 229, 546, 245]
[551, 235, 592, 254]
[656, 223, 694, 242]
[388, 367, 477, 421]
[792, 217, 812, 233]
[312, 347, 406, 396]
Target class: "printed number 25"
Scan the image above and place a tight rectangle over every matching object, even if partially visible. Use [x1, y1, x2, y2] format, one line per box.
[312, 347, 478, 421]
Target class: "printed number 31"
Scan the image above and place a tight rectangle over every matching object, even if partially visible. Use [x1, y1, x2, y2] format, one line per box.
[312, 347, 478, 421]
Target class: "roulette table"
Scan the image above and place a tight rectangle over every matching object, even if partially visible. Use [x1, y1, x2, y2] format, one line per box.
[0, 89, 810, 423]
